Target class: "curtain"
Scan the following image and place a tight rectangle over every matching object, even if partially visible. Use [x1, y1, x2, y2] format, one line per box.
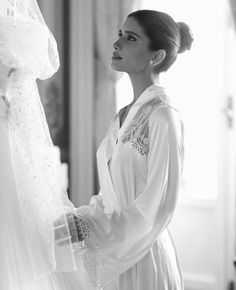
[37, 0, 68, 163]
[229, 0, 236, 30]
[94, 0, 141, 150]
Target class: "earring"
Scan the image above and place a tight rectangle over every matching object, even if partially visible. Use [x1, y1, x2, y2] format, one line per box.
[149, 59, 154, 65]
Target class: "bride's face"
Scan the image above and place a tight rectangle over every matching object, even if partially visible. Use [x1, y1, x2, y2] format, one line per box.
[111, 16, 153, 73]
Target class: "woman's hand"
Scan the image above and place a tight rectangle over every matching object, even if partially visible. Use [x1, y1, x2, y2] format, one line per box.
[54, 212, 88, 246]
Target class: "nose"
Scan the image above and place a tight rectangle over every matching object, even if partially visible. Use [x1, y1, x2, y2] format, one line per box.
[113, 39, 120, 50]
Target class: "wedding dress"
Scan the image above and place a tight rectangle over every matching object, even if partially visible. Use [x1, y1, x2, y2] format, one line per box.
[0, 0, 89, 289]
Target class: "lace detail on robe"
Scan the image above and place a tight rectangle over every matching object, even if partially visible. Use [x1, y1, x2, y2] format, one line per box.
[121, 98, 168, 156]
[72, 207, 107, 290]
[73, 214, 90, 241]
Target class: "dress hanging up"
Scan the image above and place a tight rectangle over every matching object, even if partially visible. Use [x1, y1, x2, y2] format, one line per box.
[0, 0, 88, 289]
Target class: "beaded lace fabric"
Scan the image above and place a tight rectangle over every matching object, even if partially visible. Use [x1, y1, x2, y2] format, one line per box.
[0, 0, 80, 279]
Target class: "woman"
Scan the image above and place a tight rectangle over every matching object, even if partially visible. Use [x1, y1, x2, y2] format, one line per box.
[66, 9, 193, 290]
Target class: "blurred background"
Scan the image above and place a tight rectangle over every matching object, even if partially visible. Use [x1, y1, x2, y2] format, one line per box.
[37, 0, 236, 289]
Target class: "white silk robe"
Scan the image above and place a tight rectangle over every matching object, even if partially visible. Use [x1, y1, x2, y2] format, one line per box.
[75, 84, 185, 290]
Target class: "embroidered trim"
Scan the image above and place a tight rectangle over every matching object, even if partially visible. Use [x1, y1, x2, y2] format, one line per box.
[72, 208, 105, 289]
[73, 214, 90, 241]
[121, 98, 166, 156]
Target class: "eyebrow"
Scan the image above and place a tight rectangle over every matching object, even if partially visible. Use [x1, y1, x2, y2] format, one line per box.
[119, 29, 142, 39]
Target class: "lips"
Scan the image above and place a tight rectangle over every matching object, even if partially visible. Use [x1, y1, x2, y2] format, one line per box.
[112, 52, 123, 60]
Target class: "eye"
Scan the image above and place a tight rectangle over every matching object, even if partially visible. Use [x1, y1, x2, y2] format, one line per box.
[118, 30, 122, 37]
[127, 35, 137, 41]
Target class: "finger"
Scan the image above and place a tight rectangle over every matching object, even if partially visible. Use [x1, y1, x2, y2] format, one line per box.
[53, 213, 71, 227]
[57, 239, 71, 247]
[54, 226, 69, 240]
[53, 217, 64, 227]
[71, 232, 79, 243]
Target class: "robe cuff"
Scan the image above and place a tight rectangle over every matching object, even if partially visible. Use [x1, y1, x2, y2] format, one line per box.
[72, 208, 109, 289]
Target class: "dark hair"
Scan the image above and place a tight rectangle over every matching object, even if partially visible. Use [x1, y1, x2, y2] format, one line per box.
[128, 10, 193, 73]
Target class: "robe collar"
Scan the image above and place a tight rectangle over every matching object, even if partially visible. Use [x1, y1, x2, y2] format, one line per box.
[131, 84, 167, 108]
[97, 84, 169, 213]
[117, 84, 168, 139]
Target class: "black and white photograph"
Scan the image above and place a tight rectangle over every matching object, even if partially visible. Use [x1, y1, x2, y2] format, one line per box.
[0, 0, 235, 289]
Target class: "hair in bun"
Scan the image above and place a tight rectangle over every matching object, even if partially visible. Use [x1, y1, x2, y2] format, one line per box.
[177, 22, 194, 54]
[128, 10, 193, 73]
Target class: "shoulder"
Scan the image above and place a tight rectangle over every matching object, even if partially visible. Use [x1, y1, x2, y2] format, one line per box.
[149, 105, 183, 139]
[150, 105, 180, 125]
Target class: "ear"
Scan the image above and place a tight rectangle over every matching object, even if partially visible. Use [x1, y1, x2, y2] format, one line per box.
[149, 49, 166, 67]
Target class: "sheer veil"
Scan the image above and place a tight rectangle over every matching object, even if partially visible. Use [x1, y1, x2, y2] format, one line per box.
[0, 0, 79, 279]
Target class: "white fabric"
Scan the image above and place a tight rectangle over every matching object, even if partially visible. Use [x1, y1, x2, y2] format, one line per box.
[0, 0, 84, 287]
[74, 85, 185, 289]
[0, 117, 90, 290]
[0, 2, 185, 287]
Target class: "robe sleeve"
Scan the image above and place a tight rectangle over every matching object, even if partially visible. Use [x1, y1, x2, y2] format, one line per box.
[74, 106, 184, 288]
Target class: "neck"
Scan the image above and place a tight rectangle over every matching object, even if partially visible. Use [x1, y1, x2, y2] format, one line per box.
[128, 71, 160, 104]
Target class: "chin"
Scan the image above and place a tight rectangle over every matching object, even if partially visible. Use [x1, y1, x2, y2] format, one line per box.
[110, 63, 123, 72]
[110, 62, 127, 72]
